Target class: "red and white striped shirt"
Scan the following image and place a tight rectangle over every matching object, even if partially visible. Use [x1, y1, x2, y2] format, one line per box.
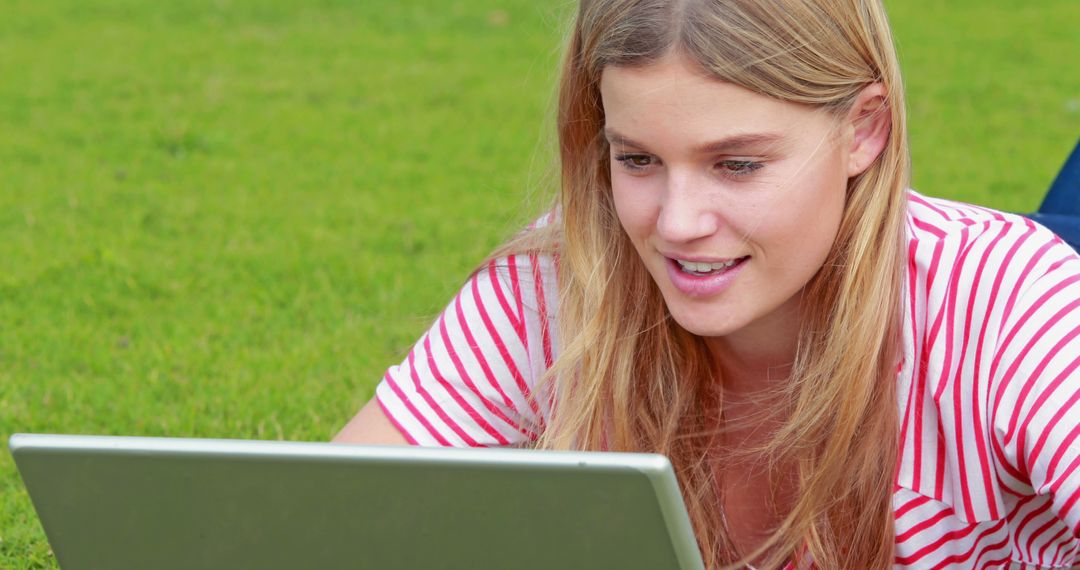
[376, 190, 1080, 568]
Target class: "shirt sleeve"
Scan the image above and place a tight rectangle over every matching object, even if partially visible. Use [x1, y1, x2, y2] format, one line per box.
[375, 253, 556, 447]
[990, 230, 1080, 537]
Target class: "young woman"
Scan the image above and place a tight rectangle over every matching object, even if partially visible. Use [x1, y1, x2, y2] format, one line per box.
[334, 0, 1080, 568]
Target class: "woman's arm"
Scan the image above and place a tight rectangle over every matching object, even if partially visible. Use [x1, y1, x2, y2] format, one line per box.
[332, 399, 409, 445]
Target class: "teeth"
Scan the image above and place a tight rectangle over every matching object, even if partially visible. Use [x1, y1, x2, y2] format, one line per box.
[676, 258, 741, 273]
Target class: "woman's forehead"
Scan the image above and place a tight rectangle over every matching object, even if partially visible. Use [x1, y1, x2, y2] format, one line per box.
[599, 56, 835, 150]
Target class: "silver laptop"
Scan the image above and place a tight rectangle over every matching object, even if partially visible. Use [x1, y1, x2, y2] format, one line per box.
[10, 433, 706, 570]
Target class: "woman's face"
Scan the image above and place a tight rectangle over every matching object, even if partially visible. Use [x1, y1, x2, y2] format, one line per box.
[600, 54, 853, 351]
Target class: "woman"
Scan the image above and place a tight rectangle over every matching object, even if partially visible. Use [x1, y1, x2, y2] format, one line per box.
[334, 0, 1080, 568]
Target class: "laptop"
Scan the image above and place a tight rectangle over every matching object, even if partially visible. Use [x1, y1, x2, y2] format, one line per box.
[10, 433, 706, 570]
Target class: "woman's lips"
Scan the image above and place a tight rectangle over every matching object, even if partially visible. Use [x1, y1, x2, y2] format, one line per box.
[665, 255, 750, 297]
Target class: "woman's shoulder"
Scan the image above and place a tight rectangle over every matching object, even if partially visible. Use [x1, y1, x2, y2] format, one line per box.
[904, 189, 1079, 292]
[481, 210, 562, 311]
[465, 217, 562, 365]
[481, 211, 561, 308]
[895, 191, 1080, 549]
[476, 251, 560, 328]
[899, 188, 1079, 459]
[901, 189, 1079, 355]
[373, 240, 561, 449]
[906, 190, 1065, 247]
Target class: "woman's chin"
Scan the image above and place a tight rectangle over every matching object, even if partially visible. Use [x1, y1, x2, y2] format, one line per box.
[666, 309, 742, 339]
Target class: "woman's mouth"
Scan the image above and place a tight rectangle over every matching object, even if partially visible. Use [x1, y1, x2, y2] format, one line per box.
[673, 256, 750, 276]
[665, 255, 751, 297]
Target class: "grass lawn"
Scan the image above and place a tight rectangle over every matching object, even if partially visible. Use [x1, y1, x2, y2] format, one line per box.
[1, 0, 1077, 566]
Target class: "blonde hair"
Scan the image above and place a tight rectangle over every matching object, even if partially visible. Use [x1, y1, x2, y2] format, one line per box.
[493, 1, 909, 567]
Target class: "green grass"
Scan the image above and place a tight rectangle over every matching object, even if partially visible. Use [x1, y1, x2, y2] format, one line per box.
[0, 0, 1077, 566]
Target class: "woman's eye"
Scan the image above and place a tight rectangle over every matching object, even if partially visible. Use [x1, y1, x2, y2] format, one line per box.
[717, 160, 764, 176]
[614, 154, 654, 171]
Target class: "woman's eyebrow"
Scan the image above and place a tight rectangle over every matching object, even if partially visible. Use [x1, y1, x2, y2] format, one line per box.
[603, 128, 785, 153]
[693, 133, 785, 154]
[603, 129, 648, 149]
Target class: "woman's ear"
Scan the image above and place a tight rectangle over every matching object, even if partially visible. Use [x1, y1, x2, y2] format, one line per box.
[845, 83, 891, 178]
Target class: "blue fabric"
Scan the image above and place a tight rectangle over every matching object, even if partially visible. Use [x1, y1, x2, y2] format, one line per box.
[1027, 138, 1080, 251]
[1042, 139, 1080, 216]
[1027, 213, 1080, 252]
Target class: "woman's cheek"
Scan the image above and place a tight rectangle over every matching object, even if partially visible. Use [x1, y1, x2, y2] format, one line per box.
[612, 180, 660, 236]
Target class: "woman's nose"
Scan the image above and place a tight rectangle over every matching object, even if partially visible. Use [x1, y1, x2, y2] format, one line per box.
[655, 171, 720, 243]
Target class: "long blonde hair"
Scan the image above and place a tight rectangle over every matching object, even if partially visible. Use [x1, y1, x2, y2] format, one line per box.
[494, 1, 909, 567]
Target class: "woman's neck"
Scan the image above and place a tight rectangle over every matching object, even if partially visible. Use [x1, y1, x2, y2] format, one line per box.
[705, 305, 802, 397]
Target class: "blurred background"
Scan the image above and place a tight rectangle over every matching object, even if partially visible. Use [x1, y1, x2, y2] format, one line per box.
[1, 0, 1077, 565]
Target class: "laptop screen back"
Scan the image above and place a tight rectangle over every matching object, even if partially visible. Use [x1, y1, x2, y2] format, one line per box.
[11, 434, 706, 570]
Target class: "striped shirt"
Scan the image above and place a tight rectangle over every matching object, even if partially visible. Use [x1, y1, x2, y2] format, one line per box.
[376, 190, 1080, 568]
